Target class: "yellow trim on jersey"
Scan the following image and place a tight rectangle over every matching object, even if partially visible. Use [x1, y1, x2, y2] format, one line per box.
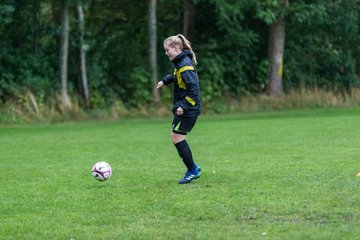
[185, 96, 196, 106]
[174, 66, 195, 89]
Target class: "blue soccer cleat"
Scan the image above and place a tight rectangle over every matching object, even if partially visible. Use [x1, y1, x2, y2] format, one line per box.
[195, 163, 201, 173]
[194, 163, 201, 179]
[178, 168, 200, 184]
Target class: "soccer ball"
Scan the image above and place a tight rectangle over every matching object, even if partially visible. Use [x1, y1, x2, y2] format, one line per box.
[91, 161, 112, 181]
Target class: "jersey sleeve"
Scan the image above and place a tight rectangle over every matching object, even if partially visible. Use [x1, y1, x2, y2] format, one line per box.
[162, 73, 175, 85]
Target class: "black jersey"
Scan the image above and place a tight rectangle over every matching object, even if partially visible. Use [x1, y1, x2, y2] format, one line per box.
[162, 50, 201, 117]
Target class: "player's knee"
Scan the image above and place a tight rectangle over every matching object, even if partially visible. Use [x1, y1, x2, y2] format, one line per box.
[171, 132, 185, 144]
[171, 133, 177, 144]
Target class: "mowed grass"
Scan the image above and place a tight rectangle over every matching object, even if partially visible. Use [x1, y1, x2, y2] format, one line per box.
[1, 108, 360, 239]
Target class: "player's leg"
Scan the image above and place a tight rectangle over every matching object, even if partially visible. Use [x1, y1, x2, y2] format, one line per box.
[172, 132, 195, 171]
[171, 115, 200, 184]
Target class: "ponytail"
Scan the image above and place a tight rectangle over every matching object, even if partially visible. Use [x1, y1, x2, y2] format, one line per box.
[164, 34, 198, 65]
[177, 34, 197, 65]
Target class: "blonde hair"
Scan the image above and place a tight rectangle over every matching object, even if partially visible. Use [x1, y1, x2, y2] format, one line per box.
[164, 34, 198, 65]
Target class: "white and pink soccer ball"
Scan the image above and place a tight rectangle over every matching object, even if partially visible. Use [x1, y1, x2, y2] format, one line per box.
[91, 161, 112, 181]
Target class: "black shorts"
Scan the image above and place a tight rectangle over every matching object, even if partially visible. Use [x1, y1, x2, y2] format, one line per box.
[172, 115, 198, 135]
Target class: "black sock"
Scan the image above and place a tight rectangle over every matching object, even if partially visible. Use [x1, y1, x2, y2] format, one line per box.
[174, 140, 195, 171]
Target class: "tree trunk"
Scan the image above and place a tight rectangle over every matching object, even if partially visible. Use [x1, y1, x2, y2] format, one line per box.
[267, 0, 287, 96]
[60, 0, 71, 108]
[77, 2, 90, 107]
[183, 0, 196, 41]
[148, 0, 160, 103]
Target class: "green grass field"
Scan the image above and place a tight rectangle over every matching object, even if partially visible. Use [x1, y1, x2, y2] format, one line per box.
[1, 108, 360, 239]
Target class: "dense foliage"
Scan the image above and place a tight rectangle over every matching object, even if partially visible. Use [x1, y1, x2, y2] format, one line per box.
[0, 0, 359, 109]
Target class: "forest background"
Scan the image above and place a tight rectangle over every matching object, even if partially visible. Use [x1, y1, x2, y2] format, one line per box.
[0, 0, 359, 122]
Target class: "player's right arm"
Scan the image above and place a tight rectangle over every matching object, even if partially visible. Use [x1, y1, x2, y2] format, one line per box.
[157, 73, 175, 89]
[162, 73, 175, 85]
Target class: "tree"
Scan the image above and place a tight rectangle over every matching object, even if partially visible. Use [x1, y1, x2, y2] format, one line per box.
[267, 0, 287, 96]
[77, 1, 90, 106]
[183, 0, 196, 41]
[1, 0, 359, 112]
[59, 0, 71, 108]
[148, 0, 160, 103]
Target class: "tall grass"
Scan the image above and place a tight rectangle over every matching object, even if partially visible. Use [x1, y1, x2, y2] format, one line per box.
[2, 88, 360, 123]
[239, 88, 360, 111]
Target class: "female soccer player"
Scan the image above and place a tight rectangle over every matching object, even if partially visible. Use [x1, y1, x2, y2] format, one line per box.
[157, 34, 201, 184]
